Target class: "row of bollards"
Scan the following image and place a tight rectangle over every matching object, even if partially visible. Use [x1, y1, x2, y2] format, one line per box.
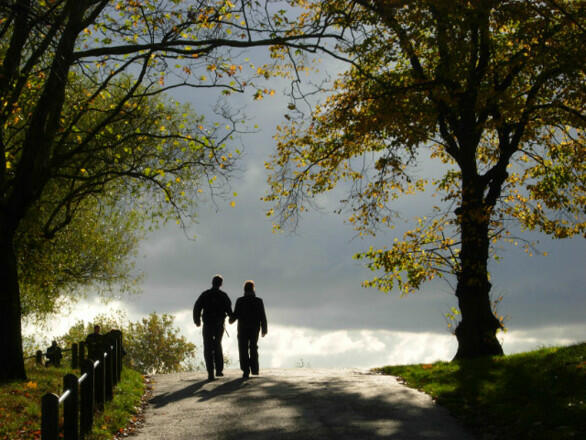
[40, 330, 123, 440]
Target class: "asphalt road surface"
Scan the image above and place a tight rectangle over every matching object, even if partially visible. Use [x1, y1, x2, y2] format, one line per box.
[132, 369, 474, 440]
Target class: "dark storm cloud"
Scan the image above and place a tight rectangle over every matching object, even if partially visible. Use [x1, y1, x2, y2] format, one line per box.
[133, 160, 585, 335]
[127, 69, 585, 340]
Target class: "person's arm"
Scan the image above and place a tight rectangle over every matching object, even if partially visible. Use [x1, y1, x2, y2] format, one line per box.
[193, 293, 204, 326]
[259, 298, 268, 336]
[229, 298, 239, 324]
[225, 293, 234, 321]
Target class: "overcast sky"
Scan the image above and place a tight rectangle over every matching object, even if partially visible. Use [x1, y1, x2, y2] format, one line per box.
[28, 48, 585, 370]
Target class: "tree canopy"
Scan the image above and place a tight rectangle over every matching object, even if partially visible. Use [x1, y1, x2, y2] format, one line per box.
[0, 0, 333, 382]
[125, 313, 196, 374]
[265, 0, 585, 358]
[16, 185, 142, 321]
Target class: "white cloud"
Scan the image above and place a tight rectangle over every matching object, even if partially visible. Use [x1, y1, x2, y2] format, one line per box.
[224, 324, 458, 369]
[25, 299, 586, 371]
[498, 324, 586, 354]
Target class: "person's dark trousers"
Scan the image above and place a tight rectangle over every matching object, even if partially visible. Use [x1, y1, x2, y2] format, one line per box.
[238, 328, 260, 375]
[203, 321, 225, 376]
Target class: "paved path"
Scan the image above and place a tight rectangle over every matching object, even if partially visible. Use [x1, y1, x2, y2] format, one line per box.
[133, 369, 474, 440]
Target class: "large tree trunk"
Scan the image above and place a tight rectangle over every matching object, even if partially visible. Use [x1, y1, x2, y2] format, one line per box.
[453, 186, 504, 359]
[0, 220, 26, 382]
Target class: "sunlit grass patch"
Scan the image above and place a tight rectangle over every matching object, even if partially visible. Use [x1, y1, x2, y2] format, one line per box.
[0, 364, 145, 440]
[376, 343, 586, 439]
[89, 368, 145, 440]
[0, 364, 70, 440]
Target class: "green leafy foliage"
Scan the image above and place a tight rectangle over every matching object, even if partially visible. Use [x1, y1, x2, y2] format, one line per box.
[268, 0, 585, 290]
[59, 312, 195, 375]
[265, 0, 586, 357]
[0, 0, 334, 381]
[125, 313, 195, 374]
[16, 193, 142, 322]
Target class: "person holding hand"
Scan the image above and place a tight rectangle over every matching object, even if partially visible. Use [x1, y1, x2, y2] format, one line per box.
[193, 274, 233, 381]
[230, 280, 267, 379]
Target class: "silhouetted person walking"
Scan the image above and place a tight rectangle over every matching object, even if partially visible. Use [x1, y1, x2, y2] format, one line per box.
[193, 274, 232, 381]
[230, 280, 267, 379]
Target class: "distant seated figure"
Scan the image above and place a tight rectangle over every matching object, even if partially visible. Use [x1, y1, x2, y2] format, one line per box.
[45, 340, 62, 367]
[86, 324, 104, 360]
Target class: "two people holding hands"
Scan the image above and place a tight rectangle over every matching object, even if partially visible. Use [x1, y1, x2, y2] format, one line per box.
[193, 275, 268, 381]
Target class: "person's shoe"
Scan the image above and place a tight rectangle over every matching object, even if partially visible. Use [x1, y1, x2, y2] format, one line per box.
[216, 372, 224, 377]
[251, 371, 259, 375]
[207, 374, 215, 381]
[242, 372, 250, 379]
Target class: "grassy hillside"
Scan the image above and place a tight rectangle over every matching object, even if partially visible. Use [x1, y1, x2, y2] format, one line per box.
[376, 342, 586, 439]
[0, 363, 145, 440]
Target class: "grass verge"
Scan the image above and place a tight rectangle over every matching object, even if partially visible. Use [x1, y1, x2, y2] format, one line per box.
[375, 342, 585, 439]
[0, 363, 145, 440]
[89, 368, 145, 440]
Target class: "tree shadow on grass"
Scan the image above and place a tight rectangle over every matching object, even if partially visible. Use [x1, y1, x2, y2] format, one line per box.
[447, 347, 586, 440]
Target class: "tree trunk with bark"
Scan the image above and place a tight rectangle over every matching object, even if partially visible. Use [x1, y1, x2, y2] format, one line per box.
[453, 183, 504, 359]
[0, 218, 26, 382]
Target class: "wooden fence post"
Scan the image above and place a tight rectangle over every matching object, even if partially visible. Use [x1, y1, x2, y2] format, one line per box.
[63, 374, 79, 440]
[94, 354, 105, 410]
[41, 393, 59, 440]
[105, 345, 113, 401]
[113, 336, 120, 386]
[110, 329, 123, 380]
[78, 341, 85, 366]
[113, 337, 119, 386]
[40, 337, 125, 440]
[105, 334, 116, 387]
[80, 360, 94, 439]
[71, 343, 78, 370]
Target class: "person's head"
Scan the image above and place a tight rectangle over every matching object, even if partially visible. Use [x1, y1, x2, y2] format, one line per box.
[93, 325, 100, 334]
[51, 340, 57, 347]
[212, 274, 223, 289]
[244, 280, 255, 294]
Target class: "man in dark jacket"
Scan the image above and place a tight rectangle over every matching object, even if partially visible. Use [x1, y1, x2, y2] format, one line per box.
[85, 324, 104, 361]
[45, 340, 62, 367]
[193, 274, 232, 381]
[230, 280, 267, 379]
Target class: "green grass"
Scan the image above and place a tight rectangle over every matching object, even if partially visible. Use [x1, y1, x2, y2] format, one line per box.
[89, 368, 145, 440]
[0, 362, 145, 440]
[376, 342, 586, 439]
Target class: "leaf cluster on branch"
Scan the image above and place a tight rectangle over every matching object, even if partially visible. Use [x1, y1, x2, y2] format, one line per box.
[265, 0, 586, 295]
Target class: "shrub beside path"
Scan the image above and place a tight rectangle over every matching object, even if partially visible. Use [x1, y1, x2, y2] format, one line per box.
[132, 368, 474, 440]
